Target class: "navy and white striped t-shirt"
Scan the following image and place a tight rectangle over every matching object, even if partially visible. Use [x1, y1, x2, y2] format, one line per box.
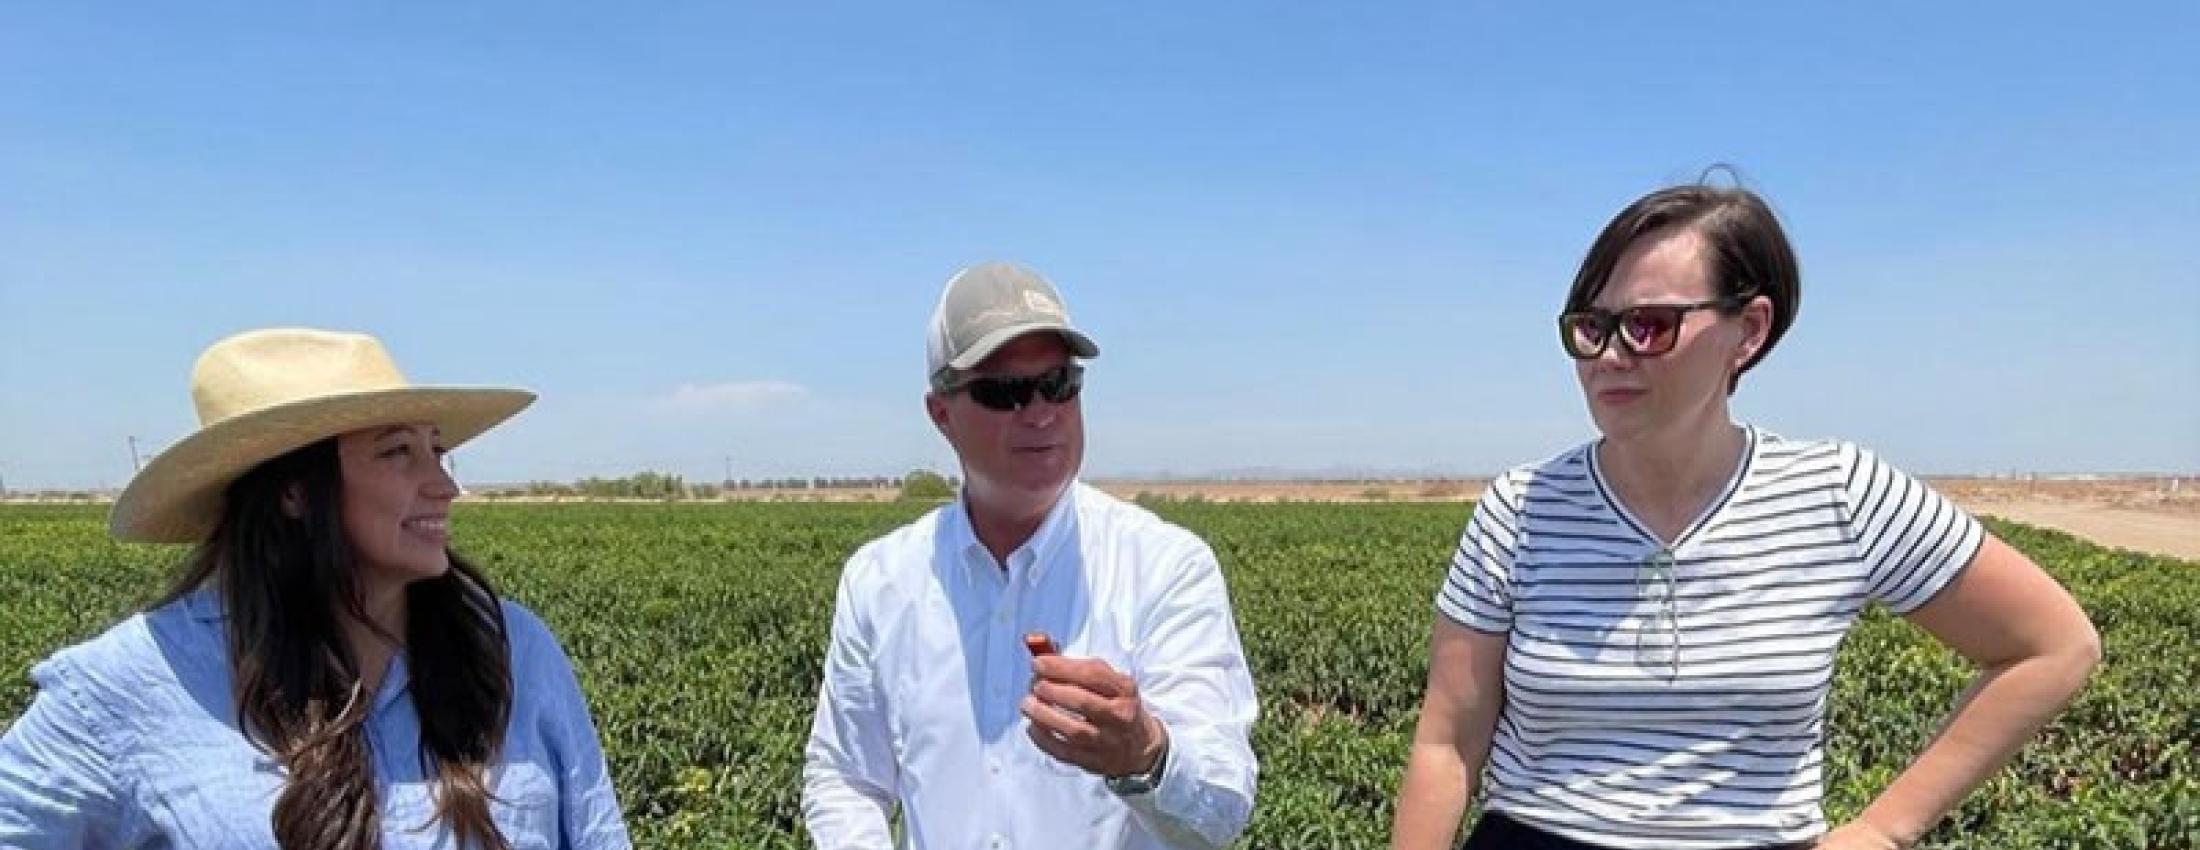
[1436, 425, 1983, 850]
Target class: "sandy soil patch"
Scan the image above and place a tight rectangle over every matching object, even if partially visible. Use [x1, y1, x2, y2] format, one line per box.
[10, 477, 2189, 561]
[1965, 500, 2198, 561]
[1090, 477, 2197, 562]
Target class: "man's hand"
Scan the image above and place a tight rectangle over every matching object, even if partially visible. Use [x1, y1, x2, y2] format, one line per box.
[1022, 654, 1167, 777]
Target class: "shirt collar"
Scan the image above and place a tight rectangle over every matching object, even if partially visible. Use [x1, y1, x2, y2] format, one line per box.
[183, 585, 225, 623]
[177, 583, 413, 715]
[945, 481, 1082, 584]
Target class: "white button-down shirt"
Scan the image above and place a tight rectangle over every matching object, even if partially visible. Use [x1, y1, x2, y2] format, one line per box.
[802, 483, 1259, 850]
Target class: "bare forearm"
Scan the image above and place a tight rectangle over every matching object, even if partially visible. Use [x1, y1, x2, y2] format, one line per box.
[1396, 622, 1509, 850]
[1391, 746, 1479, 850]
[1856, 647, 2097, 845]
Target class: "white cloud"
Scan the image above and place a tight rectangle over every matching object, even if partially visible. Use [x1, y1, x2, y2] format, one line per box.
[663, 380, 808, 410]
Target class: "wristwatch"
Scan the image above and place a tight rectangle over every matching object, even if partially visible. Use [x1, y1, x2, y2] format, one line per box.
[1104, 738, 1169, 797]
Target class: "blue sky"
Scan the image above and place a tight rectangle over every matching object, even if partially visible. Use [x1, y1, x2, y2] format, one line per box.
[3, 3, 2194, 490]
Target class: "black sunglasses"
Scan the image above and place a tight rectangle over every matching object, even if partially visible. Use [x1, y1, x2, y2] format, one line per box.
[943, 364, 1085, 412]
[1558, 293, 1753, 360]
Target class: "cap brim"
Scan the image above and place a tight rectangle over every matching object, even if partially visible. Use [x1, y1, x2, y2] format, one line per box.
[944, 323, 1100, 372]
[109, 386, 535, 543]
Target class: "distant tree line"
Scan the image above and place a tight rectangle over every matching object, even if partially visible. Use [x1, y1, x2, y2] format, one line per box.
[474, 470, 960, 502]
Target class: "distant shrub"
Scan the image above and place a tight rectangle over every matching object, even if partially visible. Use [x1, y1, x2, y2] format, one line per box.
[898, 470, 956, 501]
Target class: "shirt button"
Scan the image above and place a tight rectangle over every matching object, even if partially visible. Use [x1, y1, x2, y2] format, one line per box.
[988, 759, 1002, 775]
[993, 610, 1009, 624]
[990, 837, 1005, 850]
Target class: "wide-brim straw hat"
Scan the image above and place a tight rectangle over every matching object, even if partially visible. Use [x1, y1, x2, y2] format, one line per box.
[109, 328, 535, 543]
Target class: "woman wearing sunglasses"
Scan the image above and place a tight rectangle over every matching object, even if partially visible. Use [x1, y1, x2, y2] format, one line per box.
[1390, 182, 2100, 850]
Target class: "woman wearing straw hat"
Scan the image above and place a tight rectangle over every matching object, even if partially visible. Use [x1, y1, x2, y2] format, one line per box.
[0, 329, 630, 849]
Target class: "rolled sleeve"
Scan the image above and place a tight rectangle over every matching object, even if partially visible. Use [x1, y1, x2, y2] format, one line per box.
[506, 604, 633, 850]
[1119, 542, 1259, 850]
[0, 656, 130, 848]
[801, 551, 900, 850]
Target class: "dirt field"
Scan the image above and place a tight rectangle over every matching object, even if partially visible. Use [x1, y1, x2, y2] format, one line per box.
[8, 477, 2190, 561]
[701, 477, 2198, 561]
[1111, 477, 2200, 561]
[1092, 479, 1486, 503]
[1933, 477, 2198, 561]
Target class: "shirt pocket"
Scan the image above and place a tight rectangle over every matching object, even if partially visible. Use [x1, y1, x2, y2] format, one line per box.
[489, 761, 564, 850]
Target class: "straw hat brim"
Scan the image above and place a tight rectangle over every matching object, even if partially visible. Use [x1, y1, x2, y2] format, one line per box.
[109, 386, 535, 543]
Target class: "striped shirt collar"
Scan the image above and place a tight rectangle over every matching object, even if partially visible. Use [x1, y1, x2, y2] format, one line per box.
[1587, 423, 1759, 551]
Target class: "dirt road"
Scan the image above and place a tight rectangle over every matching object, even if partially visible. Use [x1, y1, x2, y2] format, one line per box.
[1963, 500, 2198, 562]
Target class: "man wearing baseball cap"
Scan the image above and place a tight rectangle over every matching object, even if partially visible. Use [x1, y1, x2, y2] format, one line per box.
[801, 261, 1259, 849]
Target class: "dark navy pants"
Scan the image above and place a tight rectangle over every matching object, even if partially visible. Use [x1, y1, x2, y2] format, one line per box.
[1462, 811, 1816, 850]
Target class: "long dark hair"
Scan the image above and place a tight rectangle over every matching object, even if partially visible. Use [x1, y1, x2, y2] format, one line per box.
[157, 438, 514, 850]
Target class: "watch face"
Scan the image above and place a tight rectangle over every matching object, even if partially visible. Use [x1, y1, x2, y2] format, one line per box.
[1107, 740, 1167, 796]
[1105, 774, 1154, 796]
[1106, 754, 1163, 795]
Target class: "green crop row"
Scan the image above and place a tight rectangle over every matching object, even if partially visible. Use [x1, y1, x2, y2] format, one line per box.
[2, 503, 2192, 848]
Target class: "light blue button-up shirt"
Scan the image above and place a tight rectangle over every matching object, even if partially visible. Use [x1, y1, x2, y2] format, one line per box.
[0, 589, 631, 849]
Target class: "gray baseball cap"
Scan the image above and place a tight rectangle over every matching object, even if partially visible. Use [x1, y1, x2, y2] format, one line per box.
[925, 261, 1099, 388]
